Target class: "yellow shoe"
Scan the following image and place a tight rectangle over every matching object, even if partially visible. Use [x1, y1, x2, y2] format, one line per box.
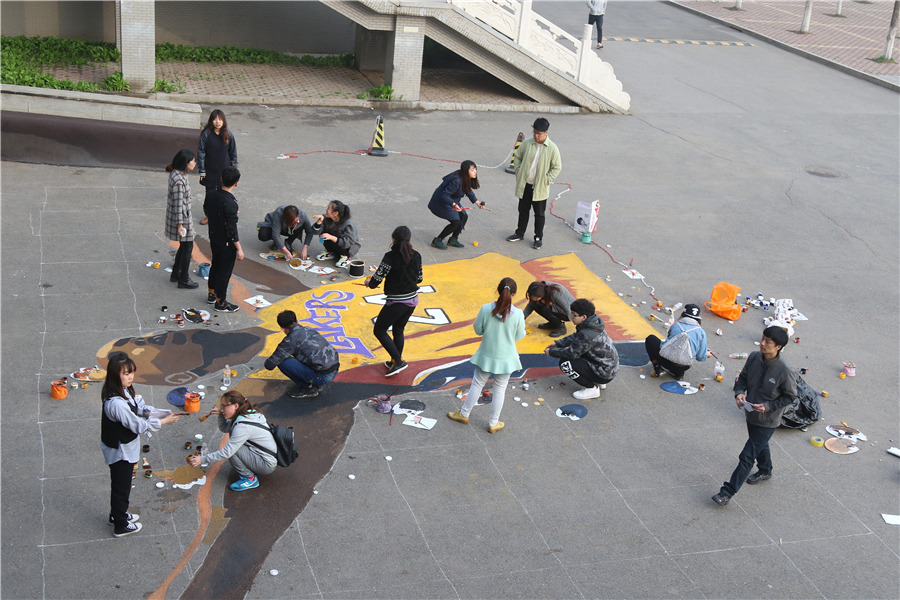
[447, 410, 469, 424]
[487, 421, 505, 434]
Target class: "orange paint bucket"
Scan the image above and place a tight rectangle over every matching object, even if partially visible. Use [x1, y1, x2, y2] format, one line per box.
[184, 392, 201, 413]
[50, 380, 68, 399]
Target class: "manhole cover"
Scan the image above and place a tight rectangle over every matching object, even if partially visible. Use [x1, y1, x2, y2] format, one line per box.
[804, 166, 842, 178]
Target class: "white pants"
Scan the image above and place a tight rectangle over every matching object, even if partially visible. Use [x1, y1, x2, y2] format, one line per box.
[459, 366, 510, 426]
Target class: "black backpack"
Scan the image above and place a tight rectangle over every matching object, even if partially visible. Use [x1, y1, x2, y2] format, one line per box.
[238, 420, 299, 467]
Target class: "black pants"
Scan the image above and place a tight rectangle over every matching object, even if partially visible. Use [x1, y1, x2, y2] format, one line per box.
[258, 226, 300, 250]
[172, 240, 193, 282]
[515, 184, 546, 240]
[373, 301, 415, 364]
[644, 334, 689, 379]
[527, 301, 568, 330]
[322, 239, 351, 260]
[109, 459, 135, 531]
[589, 13, 604, 42]
[437, 211, 468, 240]
[209, 243, 237, 301]
[559, 357, 612, 388]
[721, 423, 775, 497]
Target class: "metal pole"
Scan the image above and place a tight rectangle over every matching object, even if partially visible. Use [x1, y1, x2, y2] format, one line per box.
[800, 0, 814, 33]
[734, 0, 743, 10]
[835, 0, 843, 17]
[883, 0, 899, 60]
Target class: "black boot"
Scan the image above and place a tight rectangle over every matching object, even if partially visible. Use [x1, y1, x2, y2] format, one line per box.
[178, 279, 199, 289]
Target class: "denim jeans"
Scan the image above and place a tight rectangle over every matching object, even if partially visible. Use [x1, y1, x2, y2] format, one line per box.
[721, 423, 775, 497]
[277, 357, 337, 388]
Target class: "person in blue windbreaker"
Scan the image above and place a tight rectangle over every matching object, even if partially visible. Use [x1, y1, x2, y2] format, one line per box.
[427, 160, 485, 249]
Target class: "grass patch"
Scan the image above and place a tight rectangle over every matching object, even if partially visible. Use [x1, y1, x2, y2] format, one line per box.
[872, 56, 896, 63]
[357, 84, 399, 101]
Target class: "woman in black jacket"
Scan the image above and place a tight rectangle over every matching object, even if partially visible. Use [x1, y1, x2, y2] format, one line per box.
[366, 226, 423, 377]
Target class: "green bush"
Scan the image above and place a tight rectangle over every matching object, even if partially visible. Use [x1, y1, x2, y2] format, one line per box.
[151, 77, 184, 93]
[357, 84, 396, 101]
[103, 71, 130, 92]
[155, 42, 353, 67]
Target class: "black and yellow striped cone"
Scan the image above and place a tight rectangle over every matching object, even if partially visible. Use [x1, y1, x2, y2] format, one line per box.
[368, 115, 388, 157]
[505, 132, 524, 173]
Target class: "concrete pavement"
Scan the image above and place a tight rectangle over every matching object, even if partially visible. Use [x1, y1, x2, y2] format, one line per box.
[2, 2, 898, 599]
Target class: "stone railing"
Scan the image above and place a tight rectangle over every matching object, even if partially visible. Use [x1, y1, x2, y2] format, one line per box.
[448, 0, 628, 109]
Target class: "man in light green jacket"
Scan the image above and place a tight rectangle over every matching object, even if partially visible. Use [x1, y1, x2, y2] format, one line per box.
[506, 117, 562, 249]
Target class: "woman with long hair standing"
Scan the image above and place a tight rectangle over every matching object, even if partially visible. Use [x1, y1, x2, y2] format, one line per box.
[427, 160, 484, 249]
[448, 277, 525, 433]
[165, 149, 199, 289]
[101, 352, 179, 537]
[197, 109, 237, 225]
[366, 225, 423, 377]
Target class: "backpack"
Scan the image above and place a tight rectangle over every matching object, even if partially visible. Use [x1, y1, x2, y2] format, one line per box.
[659, 325, 700, 366]
[238, 420, 299, 467]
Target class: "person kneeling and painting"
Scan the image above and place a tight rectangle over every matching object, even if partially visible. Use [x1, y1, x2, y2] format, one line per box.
[544, 299, 619, 400]
[189, 391, 277, 492]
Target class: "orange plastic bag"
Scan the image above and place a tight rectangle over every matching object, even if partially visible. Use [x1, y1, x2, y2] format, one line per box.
[705, 282, 742, 321]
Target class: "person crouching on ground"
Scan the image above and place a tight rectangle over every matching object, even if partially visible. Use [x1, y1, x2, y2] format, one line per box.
[367, 225, 423, 377]
[544, 298, 619, 400]
[257, 204, 315, 260]
[428, 160, 485, 249]
[523, 280, 575, 338]
[264, 310, 340, 398]
[189, 390, 276, 492]
[448, 277, 526, 434]
[644, 303, 711, 379]
[312, 200, 360, 269]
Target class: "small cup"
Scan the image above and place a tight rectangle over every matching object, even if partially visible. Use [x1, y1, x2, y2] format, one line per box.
[153, 262, 160, 269]
[143, 469, 152, 478]
[184, 441, 193, 450]
[142, 444, 150, 453]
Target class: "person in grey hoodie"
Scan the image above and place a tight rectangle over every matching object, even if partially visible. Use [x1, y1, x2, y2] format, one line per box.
[712, 326, 797, 506]
[545, 298, 619, 400]
[258, 205, 315, 260]
[523, 280, 576, 338]
[587, 0, 608, 49]
[189, 391, 276, 492]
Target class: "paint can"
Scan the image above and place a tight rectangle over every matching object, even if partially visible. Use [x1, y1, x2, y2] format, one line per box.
[842, 362, 856, 377]
[348, 260, 365, 278]
[153, 262, 160, 269]
[143, 469, 152, 478]
[197, 263, 211, 278]
[50, 380, 68, 399]
[184, 441, 193, 450]
[184, 392, 200, 413]
[142, 444, 150, 454]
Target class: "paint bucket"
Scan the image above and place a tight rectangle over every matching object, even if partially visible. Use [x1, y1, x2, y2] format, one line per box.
[842, 362, 856, 377]
[50, 380, 68, 399]
[197, 262, 211, 278]
[184, 392, 201, 413]
[348, 260, 365, 278]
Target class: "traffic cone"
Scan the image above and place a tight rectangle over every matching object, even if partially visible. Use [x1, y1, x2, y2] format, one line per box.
[368, 115, 388, 157]
[505, 132, 524, 173]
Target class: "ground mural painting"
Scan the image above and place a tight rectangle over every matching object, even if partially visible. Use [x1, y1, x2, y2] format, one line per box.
[97, 252, 657, 599]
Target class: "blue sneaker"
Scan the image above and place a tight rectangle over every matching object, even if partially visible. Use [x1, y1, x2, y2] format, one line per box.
[229, 476, 259, 492]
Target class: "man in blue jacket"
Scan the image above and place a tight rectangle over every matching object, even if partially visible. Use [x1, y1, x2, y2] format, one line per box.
[645, 303, 711, 379]
[264, 310, 340, 398]
[712, 326, 797, 506]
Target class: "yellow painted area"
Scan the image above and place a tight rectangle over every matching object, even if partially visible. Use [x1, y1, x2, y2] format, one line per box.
[249, 252, 656, 380]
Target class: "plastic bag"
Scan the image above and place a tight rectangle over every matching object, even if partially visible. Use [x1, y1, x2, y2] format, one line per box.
[781, 376, 821, 428]
[705, 281, 742, 320]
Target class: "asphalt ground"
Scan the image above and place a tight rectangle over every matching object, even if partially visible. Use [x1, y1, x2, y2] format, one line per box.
[2, 2, 899, 599]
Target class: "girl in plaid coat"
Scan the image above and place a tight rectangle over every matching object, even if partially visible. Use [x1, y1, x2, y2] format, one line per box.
[165, 149, 199, 288]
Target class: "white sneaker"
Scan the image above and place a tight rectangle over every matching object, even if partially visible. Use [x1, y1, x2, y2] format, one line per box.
[572, 386, 601, 400]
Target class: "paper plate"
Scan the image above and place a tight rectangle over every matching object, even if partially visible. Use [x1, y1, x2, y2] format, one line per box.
[660, 381, 698, 395]
[289, 258, 304, 270]
[71, 368, 100, 382]
[824, 437, 859, 454]
[557, 403, 587, 420]
[825, 425, 867, 441]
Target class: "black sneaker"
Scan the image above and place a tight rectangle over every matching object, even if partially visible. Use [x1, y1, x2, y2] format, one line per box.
[109, 512, 140, 526]
[214, 301, 239, 313]
[746, 471, 772, 485]
[506, 233, 524, 242]
[177, 279, 200, 289]
[385, 360, 408, 377]
[113, 521, 143, 537]
[289, 385, 321, 399]
[711, 492, 731, 506]
[207, 292, 217, 305]
[532, 237, 543, 249]
[537, 323, 555, 330]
